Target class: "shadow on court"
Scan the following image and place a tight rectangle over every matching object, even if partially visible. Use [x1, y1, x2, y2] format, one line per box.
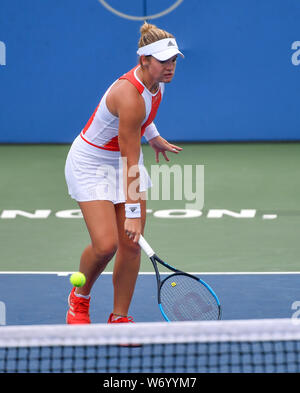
[0, 273, 298, 325]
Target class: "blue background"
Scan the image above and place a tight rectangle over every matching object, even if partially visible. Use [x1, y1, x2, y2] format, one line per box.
[0, 0, 300, 143]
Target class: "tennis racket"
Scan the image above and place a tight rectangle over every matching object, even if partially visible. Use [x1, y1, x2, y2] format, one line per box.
[138, 235, 221, 322]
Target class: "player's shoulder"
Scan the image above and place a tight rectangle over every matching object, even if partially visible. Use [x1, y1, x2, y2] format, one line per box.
[110, 79, 144, 108]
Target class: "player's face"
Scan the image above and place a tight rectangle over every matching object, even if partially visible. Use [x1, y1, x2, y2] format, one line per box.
[148, 55, 177, 83]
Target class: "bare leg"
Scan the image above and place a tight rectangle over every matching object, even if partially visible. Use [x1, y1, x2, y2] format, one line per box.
[76, 200, 118, 296]
[112, 198, 146, 316]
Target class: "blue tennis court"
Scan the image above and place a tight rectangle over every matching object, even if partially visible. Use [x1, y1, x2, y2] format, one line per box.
[1, 273, 299, 325]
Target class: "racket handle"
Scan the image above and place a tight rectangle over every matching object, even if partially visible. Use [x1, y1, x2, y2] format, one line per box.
[138, 235, 155, 258]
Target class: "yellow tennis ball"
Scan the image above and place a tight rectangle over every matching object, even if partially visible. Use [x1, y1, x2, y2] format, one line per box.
[70, 272, 86, 287]
[171, 282, 176, 287]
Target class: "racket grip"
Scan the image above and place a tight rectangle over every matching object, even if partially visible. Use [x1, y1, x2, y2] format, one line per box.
[138, 235, 155, 258]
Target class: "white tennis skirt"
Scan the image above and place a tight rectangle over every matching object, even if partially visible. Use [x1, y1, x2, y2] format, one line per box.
[65, 135, 152, 204]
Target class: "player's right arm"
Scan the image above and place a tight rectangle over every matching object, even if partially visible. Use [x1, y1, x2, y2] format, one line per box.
[107, 81, 146, 242]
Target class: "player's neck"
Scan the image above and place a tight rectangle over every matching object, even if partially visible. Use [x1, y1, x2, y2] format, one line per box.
[137, 67, 159, 94]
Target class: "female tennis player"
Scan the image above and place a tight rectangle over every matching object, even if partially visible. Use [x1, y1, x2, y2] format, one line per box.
[65, 22, 184, 324]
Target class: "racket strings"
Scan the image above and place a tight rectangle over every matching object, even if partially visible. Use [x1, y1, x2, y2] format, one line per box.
[160, 274, 220, 321]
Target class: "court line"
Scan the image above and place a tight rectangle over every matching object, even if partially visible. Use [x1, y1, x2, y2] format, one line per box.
[0, 271, 300, 275]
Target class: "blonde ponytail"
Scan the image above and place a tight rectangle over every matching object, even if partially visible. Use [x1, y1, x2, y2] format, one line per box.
[138, 22, 174, 48]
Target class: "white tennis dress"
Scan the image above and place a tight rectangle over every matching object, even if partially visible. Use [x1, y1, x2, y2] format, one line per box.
[65, 65, 164, 204]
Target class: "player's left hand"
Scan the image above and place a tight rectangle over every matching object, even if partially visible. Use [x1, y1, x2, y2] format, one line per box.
[148, 136, 182, 163]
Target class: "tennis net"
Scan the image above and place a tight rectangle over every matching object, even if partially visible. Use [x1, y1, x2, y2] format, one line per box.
[1, 318, 300, 373]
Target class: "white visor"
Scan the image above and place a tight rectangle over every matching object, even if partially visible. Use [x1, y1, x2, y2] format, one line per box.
[137, 38, 184, 61]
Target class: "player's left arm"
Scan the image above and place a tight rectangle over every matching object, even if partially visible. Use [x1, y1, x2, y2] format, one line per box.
[148, 134, 182, 163]
[144, 122, 182, 162]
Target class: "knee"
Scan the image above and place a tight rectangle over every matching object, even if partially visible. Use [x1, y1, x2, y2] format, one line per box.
[92, 241, 118, 261]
